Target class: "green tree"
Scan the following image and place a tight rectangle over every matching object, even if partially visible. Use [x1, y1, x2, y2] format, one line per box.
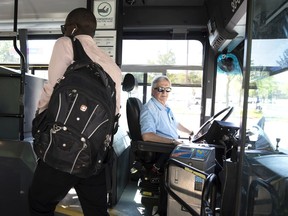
[277, 49, 288, 68]
[148, 49, 176, 65]
[147, 49, 176, 84]
[256, 76, 278, 101]
[147, 49, 202, 85]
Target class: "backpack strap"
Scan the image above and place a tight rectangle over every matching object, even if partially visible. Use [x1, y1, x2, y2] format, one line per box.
[70, 36, 92, 62]
[69, 37, 113, 91]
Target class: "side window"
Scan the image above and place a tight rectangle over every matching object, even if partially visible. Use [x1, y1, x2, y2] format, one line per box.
[0, 39, 56, 79]
[0, 40, 20, 64]
[27, 40, 56, 79]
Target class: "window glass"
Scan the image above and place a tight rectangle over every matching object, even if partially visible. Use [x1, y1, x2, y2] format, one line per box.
[237, 1, 288, 214]
[248, 38, 288, 153]
[28, 40, 55, 64]
[0, 39, 54, 79]
[121, 39, 203, 135]
[215, 53, 243, 125]
[0, 40, 20, 64]
[0, 39, 55, 65]
[27, 40, 55, 79]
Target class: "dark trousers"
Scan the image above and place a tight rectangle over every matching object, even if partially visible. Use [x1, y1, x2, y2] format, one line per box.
[29, 160, 109, 216]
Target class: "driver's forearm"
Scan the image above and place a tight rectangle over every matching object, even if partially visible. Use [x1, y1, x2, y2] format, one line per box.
[142, 132, 175, 144]
[177, 123, 193, 135]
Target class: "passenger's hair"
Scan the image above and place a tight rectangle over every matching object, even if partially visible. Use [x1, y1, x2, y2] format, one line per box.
[151, 75, 171, 88]
[66, 8, 97, 37]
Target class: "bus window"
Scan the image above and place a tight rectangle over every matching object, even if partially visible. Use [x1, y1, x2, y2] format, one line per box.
[28, 40, 55, 64]
[0, 40, 20, 64]
[27, 39, 56, 79]
[248, 38, 288, 152]
[0, 39, 55, 78]
[121, 39, 203, 134]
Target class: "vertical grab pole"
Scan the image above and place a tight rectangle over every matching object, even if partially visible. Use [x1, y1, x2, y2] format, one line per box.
[12, 0, 27, 140]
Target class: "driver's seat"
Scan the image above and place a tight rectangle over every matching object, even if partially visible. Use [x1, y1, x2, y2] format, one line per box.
[127, 97, 158, 170]
[122, 73, 158, 171]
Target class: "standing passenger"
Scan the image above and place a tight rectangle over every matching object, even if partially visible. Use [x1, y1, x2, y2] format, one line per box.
[29, 8, 122, 216]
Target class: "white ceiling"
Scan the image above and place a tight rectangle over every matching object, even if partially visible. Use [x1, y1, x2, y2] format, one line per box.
[0, 0, 204, 33]
[0, 0, 86, 32]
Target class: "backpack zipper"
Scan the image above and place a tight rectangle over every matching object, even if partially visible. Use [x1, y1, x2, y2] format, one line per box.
[81, 104, 99, 134]
[64, 91, 78, 124]
[70, 139, 88, 174]
[88, 119, 109, 139]
[55, 93, 62, 121]
[43, 126, 60, 161]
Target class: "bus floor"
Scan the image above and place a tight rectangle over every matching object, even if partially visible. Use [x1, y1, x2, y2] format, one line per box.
[55, 179, 159, 216]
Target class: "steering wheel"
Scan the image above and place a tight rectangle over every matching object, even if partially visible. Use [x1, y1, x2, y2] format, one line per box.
[192, 106, 233, 143]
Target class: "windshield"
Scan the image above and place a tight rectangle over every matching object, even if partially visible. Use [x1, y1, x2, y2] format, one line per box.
[215, 44, 288, 153]
[248, 38, 288, 153]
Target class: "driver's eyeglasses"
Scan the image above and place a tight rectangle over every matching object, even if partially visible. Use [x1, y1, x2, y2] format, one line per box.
[154, 87, 172, 93]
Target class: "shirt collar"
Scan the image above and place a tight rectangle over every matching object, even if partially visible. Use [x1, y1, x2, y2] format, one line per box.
[151, 97, 169, 111]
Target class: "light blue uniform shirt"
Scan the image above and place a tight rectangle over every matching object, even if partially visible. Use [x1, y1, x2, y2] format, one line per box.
[140, 97, 179, 139]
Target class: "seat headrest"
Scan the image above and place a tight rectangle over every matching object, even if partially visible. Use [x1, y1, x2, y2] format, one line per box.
[122, 73, 136, 92]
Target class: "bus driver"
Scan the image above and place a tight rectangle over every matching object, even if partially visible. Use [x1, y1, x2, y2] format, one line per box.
[140, 75, 194, 174]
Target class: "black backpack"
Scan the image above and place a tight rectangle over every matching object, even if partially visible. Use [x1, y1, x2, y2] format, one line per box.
[32, 37, 119, 177]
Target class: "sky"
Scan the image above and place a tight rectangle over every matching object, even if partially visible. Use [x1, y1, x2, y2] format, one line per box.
[122, 40, 203, 66]
[251, 39, 288, 67]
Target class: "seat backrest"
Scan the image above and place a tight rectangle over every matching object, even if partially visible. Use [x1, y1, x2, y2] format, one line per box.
[126, 97, 143, 141]
[126, 97, 158, 164]
[122, 73, 142, 141]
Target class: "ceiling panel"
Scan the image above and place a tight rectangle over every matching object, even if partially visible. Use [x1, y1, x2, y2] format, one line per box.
[123, 0, 204, 7]
[0, 0, 85, 32]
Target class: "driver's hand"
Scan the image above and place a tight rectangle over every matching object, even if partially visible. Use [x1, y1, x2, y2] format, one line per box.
[188, 131, 194, 141]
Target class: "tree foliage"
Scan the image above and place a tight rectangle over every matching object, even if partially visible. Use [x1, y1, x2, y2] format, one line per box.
[147, 49, 202, 85]
[277, 49, 288, 68]
[148, 49, 176, 65]
[252, 48, 288, 100]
